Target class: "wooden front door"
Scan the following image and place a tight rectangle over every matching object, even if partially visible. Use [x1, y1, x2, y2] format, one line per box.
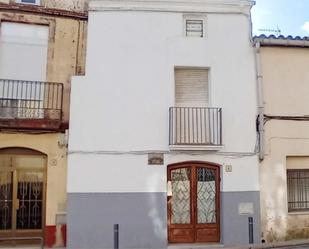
[167, 161, 220, 243]
[0, 149, 46, 241]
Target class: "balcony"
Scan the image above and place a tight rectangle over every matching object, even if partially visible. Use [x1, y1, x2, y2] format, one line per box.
[0, 0, 88, 16]
[0, 79, 63, 131]
[169, 107, 222, 150]
[43, 0, 88, 13]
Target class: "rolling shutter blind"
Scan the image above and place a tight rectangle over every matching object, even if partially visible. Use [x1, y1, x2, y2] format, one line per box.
[0, 22, 48, 81]
[175, 68, 208, 107]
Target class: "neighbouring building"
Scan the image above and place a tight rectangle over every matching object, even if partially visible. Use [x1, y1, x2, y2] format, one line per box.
[255, 35, 309, 242]
[68, 0, 260, 248]
[0, 0, 87, 247]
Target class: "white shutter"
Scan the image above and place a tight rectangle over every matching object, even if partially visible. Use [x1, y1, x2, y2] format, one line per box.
[0, 22, 48, 81]
[175, 68, 208, 107]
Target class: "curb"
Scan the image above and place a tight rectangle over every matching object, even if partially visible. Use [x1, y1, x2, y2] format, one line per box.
[224, 239, 309, 249]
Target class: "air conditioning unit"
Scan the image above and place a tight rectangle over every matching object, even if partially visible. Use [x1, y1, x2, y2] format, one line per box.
[0, 99, 44, 119]
[0, 99, 18, 119]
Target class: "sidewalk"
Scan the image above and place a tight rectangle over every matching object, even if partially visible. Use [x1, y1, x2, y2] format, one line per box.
[169, 239, 309, 249]
[0, 247, 65, 249]
[232, 239, 309, 249]
[1, 239, 309, 249]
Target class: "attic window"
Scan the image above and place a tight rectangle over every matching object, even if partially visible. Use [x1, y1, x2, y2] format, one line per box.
[183, 15, 206, 38]
[186, 20, 203, 37]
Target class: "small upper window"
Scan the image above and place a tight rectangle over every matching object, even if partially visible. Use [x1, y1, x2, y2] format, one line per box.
[16, 0, 40, 5]
[186, 19, 203, 37]
[183, 15, 206, 38]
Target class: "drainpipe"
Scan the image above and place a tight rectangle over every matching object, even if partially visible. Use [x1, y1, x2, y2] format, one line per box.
[255, 41, 264, 161]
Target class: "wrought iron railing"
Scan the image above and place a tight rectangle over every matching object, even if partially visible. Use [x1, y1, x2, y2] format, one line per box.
[169, 107, 222, 146]
[0, 79, 63, 121]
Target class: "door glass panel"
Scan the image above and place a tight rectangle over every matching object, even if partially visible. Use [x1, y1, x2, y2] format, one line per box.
[171, 168, 191, 224]
[0, 171, 13, 230]
[197, 167, 216, 224]
[16, 171, 43, 229]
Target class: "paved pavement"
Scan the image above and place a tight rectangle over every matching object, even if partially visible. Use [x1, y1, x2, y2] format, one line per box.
[0, 240, 309, 249]
[0, 247, 65, 249]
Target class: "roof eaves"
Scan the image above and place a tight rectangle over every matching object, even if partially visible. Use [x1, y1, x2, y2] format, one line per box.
[253, 34, 309, 48]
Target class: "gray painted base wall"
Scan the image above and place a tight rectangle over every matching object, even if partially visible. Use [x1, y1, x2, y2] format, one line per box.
[221, 191, 261, 246]
[68, 191, 260, 249]
[67, 192, 167, 249]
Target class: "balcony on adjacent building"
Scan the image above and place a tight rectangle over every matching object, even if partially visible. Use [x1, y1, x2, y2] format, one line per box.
[169, 107, 222, 150]
[0, 0, 88, 15]
[43, 0, 88, 13]
[0, 79, 63, 131]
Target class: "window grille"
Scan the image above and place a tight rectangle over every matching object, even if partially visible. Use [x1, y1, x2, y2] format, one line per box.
[287, 169, 309, 212]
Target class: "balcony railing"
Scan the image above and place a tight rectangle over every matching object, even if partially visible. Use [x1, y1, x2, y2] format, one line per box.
[0, 0, 88, 13]
[0, 79, 63, 130]
[169, 107, 222, 147]
[43, 0, 88, 13]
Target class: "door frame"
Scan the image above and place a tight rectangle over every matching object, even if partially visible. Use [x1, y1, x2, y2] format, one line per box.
[167, 161, 221, 243]
[0, 147, 47, 239]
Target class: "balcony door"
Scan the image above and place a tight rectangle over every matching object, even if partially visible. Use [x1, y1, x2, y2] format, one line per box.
[0, 148, 46, 239]
[167, 161, 220, 243]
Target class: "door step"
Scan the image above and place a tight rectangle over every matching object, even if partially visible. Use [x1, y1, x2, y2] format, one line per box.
[168, 243, 224, 249]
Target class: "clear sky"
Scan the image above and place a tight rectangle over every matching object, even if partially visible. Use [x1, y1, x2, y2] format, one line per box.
[252, 0, 309, 37]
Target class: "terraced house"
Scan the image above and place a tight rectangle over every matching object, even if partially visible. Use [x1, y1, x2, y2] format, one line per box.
[0, 0, 87, 247]
[255, 35, 309, 243]
[68, 0, 261, 248]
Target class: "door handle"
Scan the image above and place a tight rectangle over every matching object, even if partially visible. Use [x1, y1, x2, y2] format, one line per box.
[16, 199, 20, 210]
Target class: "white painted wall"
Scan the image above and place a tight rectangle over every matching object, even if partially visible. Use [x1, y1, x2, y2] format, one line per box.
[68, 1, 258, 193]
[68, 153, 259, 193]
[0, 22, 48, 81]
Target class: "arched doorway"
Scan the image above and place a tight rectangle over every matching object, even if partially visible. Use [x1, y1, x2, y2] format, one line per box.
[0, 147, 46, 239]
[167, 161, 220, 243]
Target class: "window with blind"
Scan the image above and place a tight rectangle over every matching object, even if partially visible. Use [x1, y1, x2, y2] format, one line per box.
[175, 68, 209, 107]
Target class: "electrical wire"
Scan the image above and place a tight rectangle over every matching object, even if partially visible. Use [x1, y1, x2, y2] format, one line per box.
[264, 114, 309, 122]
[68, 149, 257, 158]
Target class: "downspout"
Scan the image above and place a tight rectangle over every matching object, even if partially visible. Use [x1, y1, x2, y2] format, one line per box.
[255, 41, 264, 160]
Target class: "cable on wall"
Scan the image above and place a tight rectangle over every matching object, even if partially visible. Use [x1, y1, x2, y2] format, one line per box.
[264, 114, 309, 122]
[68, 149, 257, 158]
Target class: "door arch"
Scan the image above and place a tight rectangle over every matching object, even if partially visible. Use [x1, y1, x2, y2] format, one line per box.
[167, 161, 220, 243]
[0, 147, 46, 239]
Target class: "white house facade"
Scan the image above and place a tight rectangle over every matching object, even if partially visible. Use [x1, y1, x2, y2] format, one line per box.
[67, 0, 260, 248]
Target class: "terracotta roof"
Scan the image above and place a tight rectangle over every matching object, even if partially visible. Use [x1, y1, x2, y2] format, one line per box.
[255, 34, 309, 40]
[253, 34, 309, 47]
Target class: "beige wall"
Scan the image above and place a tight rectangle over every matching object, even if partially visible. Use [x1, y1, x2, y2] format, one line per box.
[260, 47, 309, 242]
[0, 11, 87, 122]
[0, 7, 87, 239]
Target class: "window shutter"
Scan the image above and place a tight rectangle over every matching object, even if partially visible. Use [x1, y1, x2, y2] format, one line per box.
[175, 68, 208, 107]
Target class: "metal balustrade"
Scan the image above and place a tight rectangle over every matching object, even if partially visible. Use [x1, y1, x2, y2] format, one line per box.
[43, 0, 88, 12]
[0, 79, 63, 128]
[169, 107, 222, 146]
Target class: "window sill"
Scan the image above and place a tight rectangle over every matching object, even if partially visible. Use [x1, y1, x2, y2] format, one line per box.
[169, 145, 223, 151]
[288, 211, 309, 215]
